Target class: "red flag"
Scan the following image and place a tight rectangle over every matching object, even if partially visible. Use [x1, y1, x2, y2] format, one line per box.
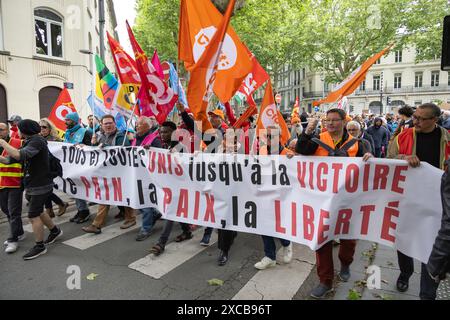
[107, 32, 141, 85]
[238, 49, 269, 98]
[126, 21, 178, 124]
[48, 89, 78, 135]
[151, 50, 164, 80]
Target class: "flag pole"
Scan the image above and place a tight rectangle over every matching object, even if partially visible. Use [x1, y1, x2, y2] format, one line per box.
[90, 53, 100, 132]
[123, 92, 137, 147]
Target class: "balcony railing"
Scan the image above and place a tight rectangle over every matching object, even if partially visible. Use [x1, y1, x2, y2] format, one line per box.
[355, 85, 450, 95]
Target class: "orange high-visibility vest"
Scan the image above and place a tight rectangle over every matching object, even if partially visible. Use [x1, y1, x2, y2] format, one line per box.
[259, 145, 293, 156]
[0, 138, 23, 188]
[313, 132, 358, 157]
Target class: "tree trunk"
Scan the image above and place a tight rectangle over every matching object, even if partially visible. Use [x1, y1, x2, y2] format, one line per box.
[211, 0, 246, 14]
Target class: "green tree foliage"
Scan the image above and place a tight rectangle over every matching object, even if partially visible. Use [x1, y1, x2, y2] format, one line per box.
[133, 0, 449, 83]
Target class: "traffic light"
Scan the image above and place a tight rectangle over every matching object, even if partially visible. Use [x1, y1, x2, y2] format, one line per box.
[387, 97, 392, 105]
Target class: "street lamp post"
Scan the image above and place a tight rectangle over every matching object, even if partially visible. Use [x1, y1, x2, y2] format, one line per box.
[98, 0, 106, 62]
[380, 71, 384, 115]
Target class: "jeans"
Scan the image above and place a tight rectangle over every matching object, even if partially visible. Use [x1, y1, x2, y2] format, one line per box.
[262, 236, 290, 261]
[140, 207, 160, 233]
[0, 188, 24, 242]
[203, 227, 213, 237]
[75, 198, 89, 212]
[158, 221, 191, 247]
[45, 192, 64, 209]
[397, 251, 440, 300]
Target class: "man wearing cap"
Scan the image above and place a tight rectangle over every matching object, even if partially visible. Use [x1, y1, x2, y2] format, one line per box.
[64, 112, 92, 224]
[7, 115, 22, 140]
[208, 109, 228, 132]
[0, 120, 63, 260]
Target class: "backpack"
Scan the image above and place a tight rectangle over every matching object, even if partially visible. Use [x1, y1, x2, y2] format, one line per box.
[48, 151, 63, 179]
[312, 137, 358, 157]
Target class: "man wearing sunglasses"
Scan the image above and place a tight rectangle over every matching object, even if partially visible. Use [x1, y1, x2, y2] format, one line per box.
[388, 103, 450, 300]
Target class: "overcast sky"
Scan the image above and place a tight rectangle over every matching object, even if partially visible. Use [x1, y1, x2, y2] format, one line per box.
[113, 0, 137, 55]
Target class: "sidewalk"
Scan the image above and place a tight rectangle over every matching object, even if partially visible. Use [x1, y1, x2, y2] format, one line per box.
[331, 240, 450, 300]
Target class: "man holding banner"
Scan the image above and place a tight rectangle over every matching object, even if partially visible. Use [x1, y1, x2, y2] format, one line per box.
[295, 108, 373, 299]
[64, 112, 92, 224]
[388, 103, 450, 300]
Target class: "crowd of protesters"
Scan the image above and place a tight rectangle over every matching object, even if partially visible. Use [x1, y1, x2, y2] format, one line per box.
[0, 101, 449, 299]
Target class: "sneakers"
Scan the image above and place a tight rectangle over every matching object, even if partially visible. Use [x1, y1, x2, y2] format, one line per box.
[282, 243, 293, 264]
[120, 220, 136, 229]
[254, 257, 276, 270]
[154, 212, 162, 222]
[70, 211, 81, 223]
[200, 233, 211, 246]
[57, 203, 69, 216]
[5, 242, 18, 254]
[218, 250, 229, 266]
[338, 265, 351, 282]
[4, 233, 26, 246]
[136, 231, 151, 241]
[44, 228, 63, 245]
[310, 283, 333, 299]
[23, 245, 47, 261]
[82, 225, 102, 234]
[396, 276, 409, 292]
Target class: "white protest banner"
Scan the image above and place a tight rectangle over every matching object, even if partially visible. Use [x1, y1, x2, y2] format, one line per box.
[49, 142, 443, 263]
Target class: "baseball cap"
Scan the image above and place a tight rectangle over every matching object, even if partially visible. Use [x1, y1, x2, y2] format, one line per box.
[7, 115, 22, 123]
[208, 110, 225, 121]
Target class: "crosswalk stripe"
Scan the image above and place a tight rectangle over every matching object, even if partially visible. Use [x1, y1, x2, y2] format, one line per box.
[128, 228, 218, 279]
[232, 244, 315, 300]
[63, 215, 142, 250]
[23, 206, 99, 233]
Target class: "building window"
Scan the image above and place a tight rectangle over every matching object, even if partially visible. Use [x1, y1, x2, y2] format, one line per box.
[302, 87, 305, 97]
[308, 80, 313, 92]
[360, 80, 366, 91]
[39, 86, 62, 118]
[373, 75, 381, 91]
[395, 50, 402, 63]
[415, 72, 423, 88]
[431, 71, 440, 87]
[448, 73, 450, 86]
[302, 68, 306, 79]
[375, 58, 381, 65]
[394, 73, 402, 89]
[34, 9, 63, 58]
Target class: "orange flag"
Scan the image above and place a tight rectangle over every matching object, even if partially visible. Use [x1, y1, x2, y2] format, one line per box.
[257, 81, 290, 146]
[179, 0, 252, 130]
[48, 88, 78, 137]
[314, 45, 393, 106]
[180, 0, 237, 131]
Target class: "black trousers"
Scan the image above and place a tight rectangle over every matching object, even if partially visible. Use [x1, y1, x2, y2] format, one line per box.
[397, 251, 440, 300]
[45, 192, 64, 209]
[0, 188, 24, 242]
[218, 230, 237, 252]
